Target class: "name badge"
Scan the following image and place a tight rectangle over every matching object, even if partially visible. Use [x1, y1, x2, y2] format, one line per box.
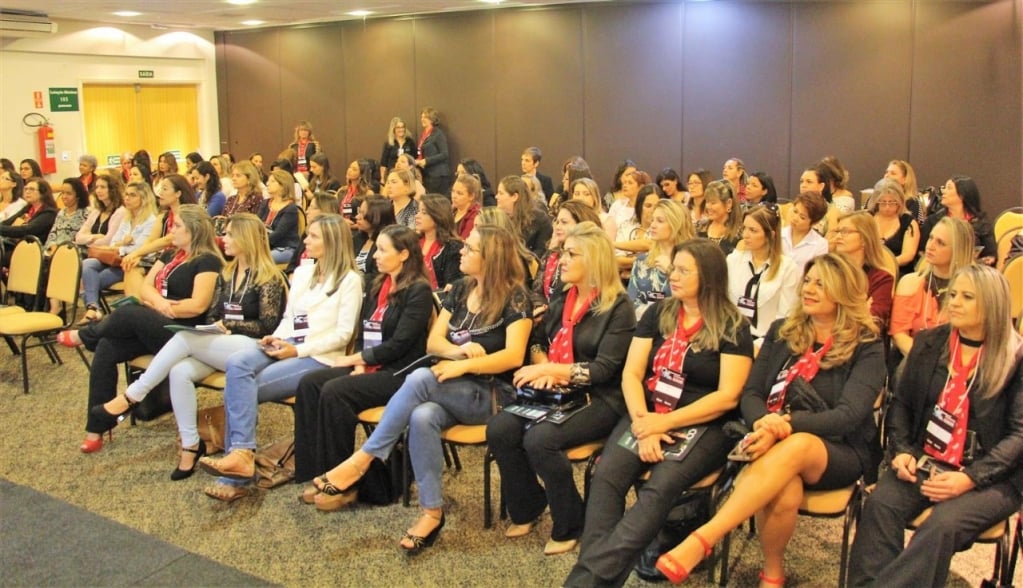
[363, 320, 383, 349]
[293, 312, 310, 344]
[223, 302, 243, 322]
[923, 405, 957, 455]
[652, 368, 686, 412]
[450, 329, 471, 346]
[160, 279, 168, 298]
[766, 368, 788, 409]
[737, 296, 757, 319]
[646, 291, 666, 302]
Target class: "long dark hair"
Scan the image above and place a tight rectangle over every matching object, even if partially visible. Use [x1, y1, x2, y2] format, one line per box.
[362, 195, 396, 240]
[195, 161, 220, 197]
[61, 177, 90, 210]
[372, 225, 430, 303]
[418, 193, 461, 245]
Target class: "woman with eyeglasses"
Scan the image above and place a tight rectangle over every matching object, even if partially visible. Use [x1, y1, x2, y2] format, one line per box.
[655, 253, 884, 586]
[119, 175, 198, 297]
[489, 222, 635, 556]
[685, 170, 713, 224]
[830, 211, 896, 325]
[728, 205, 801, 343]
[870, 179, 920, 277]
[0, 177, 58, 262]
[565, 238, 753, 586]
[307, 225, 532, 554]
[534, 200, 602, 305]
[848, 265, 1023, 588]
[379, 116, 417, 184]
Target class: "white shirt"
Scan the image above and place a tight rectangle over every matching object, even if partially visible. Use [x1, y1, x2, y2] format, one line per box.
[782, 225, 829, 272]
[726, 248, 801, 339]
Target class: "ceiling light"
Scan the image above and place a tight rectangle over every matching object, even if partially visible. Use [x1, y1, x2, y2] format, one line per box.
[348, 10, 372, 17]
[480, 0, 504, 4]
[241, 19, 265, 26]
[227, 0, 257, 5]
[113, 11, 141, 17]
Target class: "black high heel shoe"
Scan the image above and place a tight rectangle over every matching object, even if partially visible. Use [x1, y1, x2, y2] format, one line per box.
[400, 512, 445, 556]
[170, 439, 207, 481]
[89, 395, 137, 433]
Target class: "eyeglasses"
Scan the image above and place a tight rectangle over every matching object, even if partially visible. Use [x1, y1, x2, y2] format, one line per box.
[462, 243, 481, 255]
[875, 201, 900, 207]
[23, 186, 39, 192]
[831, 228, 859, 236]
[686, 180, 702, 187]
[671, 267, 696, 277]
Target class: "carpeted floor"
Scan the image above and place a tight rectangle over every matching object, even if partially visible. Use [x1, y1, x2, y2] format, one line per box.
[0, 332, 1012, 587]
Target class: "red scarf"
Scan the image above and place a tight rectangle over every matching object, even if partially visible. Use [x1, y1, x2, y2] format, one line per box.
[645, 307, 704, 410]
[24, 205, 40, 221]
[548, 286, 598, 364]
[364, 276, 393, 374]
[542, 252, 561, 301]
[924, 330, 981, 467]
[154, 250, 188, 296]
[417, 126, 433, 158]
[766, 337, 833, 413]
[421, 239, 442, 290]
[296, 140, 309, 172]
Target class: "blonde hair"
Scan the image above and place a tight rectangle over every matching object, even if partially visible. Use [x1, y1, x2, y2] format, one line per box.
[703, 180, 743, 240]
[945, 265, 1023, 399]
[570, 177, 603, 215]
[388, 169, 416, 200]
[476, 206, 534, 266]
[231, 161, 262, 196]
[125, 181, 158, 226]
[386, 116, 406, 146]
[888, 159, 918, 198]
[268, 169, 294, 200]
[307, 213, 357, 296]
[223, 213, 287, 291]
[778, 253, 879, 369]
[915, 216, 975, 277]
[562, 222, 624, 313]
[869, 179, 908, 215]
[646, 200, 694, 269]
[838, 211, 897, 278]
[455, 173, 481, 203]
[176, 204, 225, 263]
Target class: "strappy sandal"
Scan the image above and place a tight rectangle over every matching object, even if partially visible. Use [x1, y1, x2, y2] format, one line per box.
[758, 570, 785, 586]
[655, 531, 713, 584]
[56, 331, 81, 348]
[198, 449, 255, 480]
[400, 511, 445, 555]
[77, 306, 103, 325]
[203, 482, 251, 503]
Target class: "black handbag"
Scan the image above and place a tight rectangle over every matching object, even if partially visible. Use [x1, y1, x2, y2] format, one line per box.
[515, 384, 588, 411]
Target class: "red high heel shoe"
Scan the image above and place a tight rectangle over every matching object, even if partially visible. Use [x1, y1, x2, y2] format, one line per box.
[758, 570, 785, 586]
[655, 531, 712, 584]
[56, 331, 80, 348]
[79, 431, 112, 453]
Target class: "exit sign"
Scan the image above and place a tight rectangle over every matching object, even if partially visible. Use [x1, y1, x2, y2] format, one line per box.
[138, 70, 154, 79]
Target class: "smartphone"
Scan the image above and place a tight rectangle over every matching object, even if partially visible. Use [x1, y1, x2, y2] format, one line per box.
[727, 434, 753, 462]
[261, 344, 279, 354]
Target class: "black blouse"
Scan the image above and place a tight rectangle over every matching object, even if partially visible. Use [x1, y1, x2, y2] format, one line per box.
[206, 269, 286, 338]
[443, 278, 531, 383]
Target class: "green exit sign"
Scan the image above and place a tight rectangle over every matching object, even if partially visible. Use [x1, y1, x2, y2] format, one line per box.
[138, 70, 154, 79]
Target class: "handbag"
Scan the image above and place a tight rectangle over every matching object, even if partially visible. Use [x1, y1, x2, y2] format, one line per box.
[87, 246, 122, 267]
[785, 376, 830, 413]
[253, 438, 296, 489]
[515, 384, 588, 412]
[196, 405, 226, 454]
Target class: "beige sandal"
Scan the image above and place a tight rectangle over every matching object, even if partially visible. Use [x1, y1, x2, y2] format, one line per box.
[203, 482, 251, 503]
[198, 449, 255, 480]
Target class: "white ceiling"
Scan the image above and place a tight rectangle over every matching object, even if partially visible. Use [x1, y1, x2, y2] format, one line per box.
[0, 0, 614, 31]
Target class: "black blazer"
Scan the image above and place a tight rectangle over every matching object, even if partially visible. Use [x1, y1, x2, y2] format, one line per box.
[537, 291, 637, 416]
[380, 137, 417, 172]
[258, 201, 301, 251]
[741, 319, 886, 478]
[886, 324, 1023, 492]
[429, 240, 463, 290]
[536, 172, 555, 203]
[359, 280, 434, 372]
[0, 207, 57, 243]
[418, 127, 450, 179]
[525, 207, 554, 261]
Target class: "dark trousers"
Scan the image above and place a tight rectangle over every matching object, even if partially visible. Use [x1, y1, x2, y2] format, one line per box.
[79, 305, 175, 433]
[293, 367, 404, 483]
[423, 174, 451, 197]
[564, 416, 731, 588]
[848, 468, 1020, 587]
[487, 400, 620, 541]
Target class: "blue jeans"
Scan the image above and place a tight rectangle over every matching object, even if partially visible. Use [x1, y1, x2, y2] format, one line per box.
[361, 367, 495, 509]
[81, 257, 124, 307]
[270, 247, 295, 264]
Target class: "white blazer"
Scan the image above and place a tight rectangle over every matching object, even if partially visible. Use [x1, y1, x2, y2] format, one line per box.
[272, 265, 362, 365]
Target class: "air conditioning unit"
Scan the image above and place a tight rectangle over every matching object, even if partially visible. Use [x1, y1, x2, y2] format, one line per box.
[0, 12, 57, 37]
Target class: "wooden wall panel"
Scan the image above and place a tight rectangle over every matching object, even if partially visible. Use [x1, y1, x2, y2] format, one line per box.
[790, 1, 914, 197]
[280, 25, 344, 162]
[341, 18, 414, 169]
[682, 2, 794, 197]
[493, 7, 585, 183]
[909, 0, 1022, 213]
[583, 3, 684, 191]
[413, 12, 497, 182]
[219, 30, 283, 163]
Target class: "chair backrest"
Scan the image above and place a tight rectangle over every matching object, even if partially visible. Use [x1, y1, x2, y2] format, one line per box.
[1003, 255, 1023, 325]
[6, 237, 44, 298]
[296, 206, 307, 238]
[993, 208, 1023, 243]
[46, 243, 82, 307]
[996, 227, 1022, 271]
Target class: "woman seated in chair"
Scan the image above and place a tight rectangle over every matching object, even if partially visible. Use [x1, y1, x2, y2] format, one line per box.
[196, 213, 361, 501]
[306, 225, 532, 554]
[415, 193, 464, 291]
[78, 181, 159, 323]
[0, 177, 58, 271]
[848, 264, 1023, 588]
[59, 204, 223, 453]
[564, 238, 754, 587]
[91, 213, 286, 478]
[627, 199, 695, 318]
[830, 211, 896, 326]
[654, 253, 886, 586]
[258, 169, 301, 264]
[489, 222, 635, 556]
[532, 200, 602, 305]
[293, 225, 433, 508]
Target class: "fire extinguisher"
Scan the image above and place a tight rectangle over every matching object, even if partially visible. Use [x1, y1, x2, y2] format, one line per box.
[37, 125, 57, 174]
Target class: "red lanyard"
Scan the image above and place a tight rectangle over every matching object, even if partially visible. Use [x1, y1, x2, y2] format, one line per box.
[766, 337, 833, 413]
[645, 308, 703, 393]
[421, 239, 442, 290]
[154, 250, 187, 295]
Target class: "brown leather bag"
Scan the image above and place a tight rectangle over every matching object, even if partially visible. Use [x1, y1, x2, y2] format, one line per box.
[254, 438, 296, 489]
[196, 405, 226, 454]
[87, 246, 122, 267]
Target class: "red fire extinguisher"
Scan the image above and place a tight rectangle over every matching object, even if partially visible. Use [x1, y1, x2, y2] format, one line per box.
[37, 124, 57, 174]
